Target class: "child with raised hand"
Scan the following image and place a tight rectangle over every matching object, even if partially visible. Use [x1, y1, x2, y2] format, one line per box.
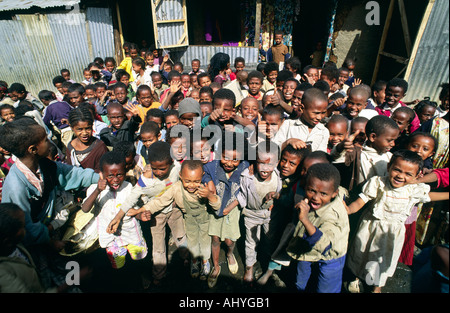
[202, 131, 250, 288]
[238, 141, 282, 283]
[345, 150, 448, 293]
[99, 101, 141, 148]
[273, 87, 329, 152]
[287, 163, 350, 293]
[82, 151, 147, 271]
[108, 141, 186, 286]
[65, 107, 109, 173]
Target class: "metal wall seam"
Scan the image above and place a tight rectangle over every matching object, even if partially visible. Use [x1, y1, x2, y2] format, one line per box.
[405, 0, 449, 102]
[86, 7, 115, 59]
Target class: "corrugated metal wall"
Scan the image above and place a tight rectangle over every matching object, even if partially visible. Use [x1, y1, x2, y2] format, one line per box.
[0, 7, 114, 98]
[153, 0, 187, 48]
[404, 0, 449, 102]
[170, 45, 259, 71]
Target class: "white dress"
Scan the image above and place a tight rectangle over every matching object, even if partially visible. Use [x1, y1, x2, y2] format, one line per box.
[346, 176, 431, 287]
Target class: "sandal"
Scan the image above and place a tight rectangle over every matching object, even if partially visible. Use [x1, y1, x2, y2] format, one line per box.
[207, 266, 221, 288]
[227, 253, 239, 275]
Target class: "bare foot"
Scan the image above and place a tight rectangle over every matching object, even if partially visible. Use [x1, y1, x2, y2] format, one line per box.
[244, 266, 253, 282]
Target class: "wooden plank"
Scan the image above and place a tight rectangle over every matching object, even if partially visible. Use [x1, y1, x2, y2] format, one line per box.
[254, 0, 262, 48]
[397, 0, 412, 56]
[404, 0, 435, 81]
[150, 0, 160, 49]
[182, 0, 189, 46]
[379, 51, 408, 64]
[115, 1, 125, 56]
[155, 19, 185, 24]
[371, 0, 395, 86]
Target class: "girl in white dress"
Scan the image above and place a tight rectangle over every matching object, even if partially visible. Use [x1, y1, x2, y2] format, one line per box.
[345, 149, 448, 293]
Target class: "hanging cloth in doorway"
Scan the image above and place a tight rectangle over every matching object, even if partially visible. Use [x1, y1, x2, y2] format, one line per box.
[324, 0, 338, 65]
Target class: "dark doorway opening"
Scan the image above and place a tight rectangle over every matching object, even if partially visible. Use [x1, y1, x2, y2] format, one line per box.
[292, 0, 336, 69]
[117, 0, 155, 50]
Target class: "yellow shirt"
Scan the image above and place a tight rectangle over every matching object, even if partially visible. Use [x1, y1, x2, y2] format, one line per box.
[137, 102, 162, 125]
[117, 57, 134, 82]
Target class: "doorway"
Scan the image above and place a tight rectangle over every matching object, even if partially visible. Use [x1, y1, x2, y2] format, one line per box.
[117, 0, 155, 49]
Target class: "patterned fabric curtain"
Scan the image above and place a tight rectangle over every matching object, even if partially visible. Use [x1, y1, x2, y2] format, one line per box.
[323, 0, 338, 64]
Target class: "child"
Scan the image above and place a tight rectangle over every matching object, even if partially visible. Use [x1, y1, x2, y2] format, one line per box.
[326, 114, 349, 154]
[145, 51, 160, 74]
[129, 160, 221, 280]
[191, 134, 214, 164]
[197, 72, 212, 88]
[234, 57, 246, 74]
[391, 106, 416, 152]
[165, 127, 188, 167]
[173, 62, 184, 74]
[0, 104, 15, 125]
[255, 104, 285, 143]
[52, 75, 66, 101]
[319, 66, 339, 93]
[116, 70, 135, 102]
[200, 102, 213, 119]
[187, 88, 200, 102]
[247, 70, 264, 101]
[238, 141, 282, 283]
[181, 73, 192, 97]
[8, 83, 43, 112]
[189, 59, 205, 75]
[84, 84, 96, 99]
[261, 61, 279, 92]
[164, 109, 179, 130]
[290, 83, 313, 119]
[0, 119, 99, 248]
[111, 141, 187, 285]
[349, 116, 368, 148]
[239, 97, 260, 125]
[151, 72, 169, 100]
[66, 83, 86, 109]
[202, 131, 249, 288]
[303, 65, 320, 84]
[190, 73, 200, 90]
[78, 102, 108, 140]
[81, 68, 92, 86]
[99, 102, 141, 148]
[414, 99, 438, 126]
[60, 68, 75, 83]
[285, 57, 302, 82]
[178, 97, 202, 130]
[113, 140, 142, 186]
[65, 107, 109, 173]
[345, 150, 446, 293]
[104, 57, 118, 84]
[273, 88, 329, 152]
[138, 121, 161, 168]
[81, 151, 147, 270]
[132, 58, 152, 90]
[435, 83, 449, 117]
[199, 86, 213, 104]
[117, 43, 139, 82]
[268, 30, 289, 66]
[160, 70, 183, 105]
[287, 163, 350, 293]
[135, 85, 162, 124]
[405, 132, 437, 171]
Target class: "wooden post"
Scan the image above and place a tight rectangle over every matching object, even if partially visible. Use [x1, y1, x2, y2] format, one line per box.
[111, 0, 123, 63]
[397, 0, 412, 56]
[371, 0, 395, 86]
[404, 0, 435, 81]
[254, 0, 262, 48]
[115, 0, 125, 58]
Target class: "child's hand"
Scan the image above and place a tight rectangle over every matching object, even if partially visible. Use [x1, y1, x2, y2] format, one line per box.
[296, 198, 311, 222]
[264, 192, 280, 203]
[163, 54, 169, 62]
[124, 102, 139, 116]
[209, 108, 223, 122]
[329, 97, 346, 111]
[286, 138, 307, 150]
[169, 80, 181, 94]
[342, 130, 361, 153]
[60, 118, 69, 125]
[137, 210, 152, 221]
[352, 78, 362, 87]
[106, 218, 121, 234]
[302, 74, 315, 85]
[196, 183, 211, 199]
[97, 172, 108, 192]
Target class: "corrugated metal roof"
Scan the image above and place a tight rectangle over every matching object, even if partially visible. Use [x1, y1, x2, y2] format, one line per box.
[0, 0, 80, 12]
[404, 0, 449, 102]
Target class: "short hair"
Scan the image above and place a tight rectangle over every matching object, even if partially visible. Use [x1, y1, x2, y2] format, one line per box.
[387, 78, 408, 93]
[389, 149, 424, 174]
[212, 88, 236, 108]
[0, 103, 15, 114]
[104, 57, 116, 65]
[132, 57, 146, 70]
[327, 114, 349, 128]
[60, 68, 70, 75]
[68, 107, 94, 127]
[38, 90, 55, 101]
[352, 116, 369, 126]
[209, 82, 221, 90]
[281, 145, 310, 161]
[106, 101, 124, 113]
[191, 59, 200, 64]
[99, 151, 126, 171]
[313, 80, 330, 94]
[439, 83, 449, 100]
[329, 92, 346, 102]
[283, 78, 299, 89]
[221, 131, 247, 158]
[303, 65, 317, 75]
[304, 150, 332, 164]
[14, 102, 34, 118]
[393, 106, 416, 124]
[302, 88, 328, 108]
[136, 84, 151, 97]
[321, 66, 339, 82]
[264, 61, 279, 75]
[372, 80, 387, 93]
[147, 141, 173, 164]
[145, 108, 164, 122]
[93, 57, 104, 65]
[52, 75, 66, 86]
[256, 140, 280, 162]
[181, 159, 203, 173]
[365, 115, 399, 136]
[247, 70, 264, 83]
[234, 57, 245, 66]
[140, 120, 160, 136]
[165, 109, 179, 119]
[262, 104, 284, 120]
[297, 83, 314, 92]
[0, 118, 45, 158]
[93, 82, 107, 92]
[199, 86, 213, 97]
[113, 82, 127, 92]
[67, 83, 85, 95]
[174, 61, 184, 69]
[348, 85, 370, 101]
[116, 69, 130, 81]
[8, 83, 26, 94]
[113, 141, 136, 158]
[256, 63, 266, 73]
[407, 132, 437, 153]
[62, 81, 73, 89]
[306, 163, 341, 191]
[0, 203, 24, 241]
[168, 70, 182, 81]
[286, 56, 301, 72]
[197, 72, 211, 81]
[274, 30, 284, 36]
[277, 70, 294, 82]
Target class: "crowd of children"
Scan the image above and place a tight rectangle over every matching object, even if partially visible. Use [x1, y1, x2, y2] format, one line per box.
[0, 36, 448, 294]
